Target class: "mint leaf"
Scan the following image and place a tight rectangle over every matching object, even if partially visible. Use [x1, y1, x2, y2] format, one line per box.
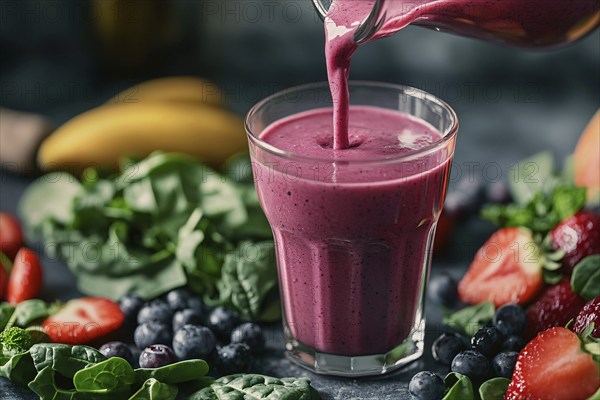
[479, 377, 510, 400]
[571, 255, 600, 300]
[442, 372, 475, 400]
[443, 302, 495, 336]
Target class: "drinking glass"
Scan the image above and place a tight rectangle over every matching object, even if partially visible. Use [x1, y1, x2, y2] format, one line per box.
[245, 81, 458, 376]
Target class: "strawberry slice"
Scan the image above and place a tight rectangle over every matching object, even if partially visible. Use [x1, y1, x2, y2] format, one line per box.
[525, 279, 587, 339]
[42, 297, 124, 345]
[7, 248, 43, 304]
[458, 227, 544, 307]
[551, 211, 600, 273]
[572, 296, 600, 338]
[506, 327, 600, 400]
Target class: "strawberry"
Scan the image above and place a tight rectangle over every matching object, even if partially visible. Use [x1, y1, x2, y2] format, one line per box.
[551, 211, 600, 273]
[0, 260, 7, 301]
[525, 279, 586, 339]
[458, 228, 545, 307]
[505, 327, 600, 400]
[0, 212, 23, 261]
[6, 248, 43, 304]
[572, 296, 600, 338]
[42, 297, 124, 345]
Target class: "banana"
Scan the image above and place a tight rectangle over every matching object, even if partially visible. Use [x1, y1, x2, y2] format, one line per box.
[38, 102, 247, 172]
[108, 76, 224, 107]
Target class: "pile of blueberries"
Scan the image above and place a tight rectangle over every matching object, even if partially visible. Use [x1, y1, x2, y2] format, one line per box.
[409, 304, 527, 400]
[98, 288, 265, 375]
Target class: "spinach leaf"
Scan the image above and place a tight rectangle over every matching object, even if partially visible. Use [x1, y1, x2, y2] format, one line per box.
[0, 351, 37, 387]
[19, 152, 278, 320]
[443, 302, 495, 336]
[211, 241, 279, 322]
[571, 255, 600, 300]
[0, 303, 15, 331]
[13, 300, 57, 327]
[134, 359, 209, 386]
[187, 374, 320, 400]
[30, 344, 107, 378]
[479, 377, 510, 400]
[129, 378, 178, 400]
[442, 372, 475, 400]
[27, 366, 78, 400]
[18, 174, 83, 233]
[75, 257, 188, 301]
[73, 357, 135, 394]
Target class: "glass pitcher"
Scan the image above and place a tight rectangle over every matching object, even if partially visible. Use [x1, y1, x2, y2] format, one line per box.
[313, 0, 600, 48]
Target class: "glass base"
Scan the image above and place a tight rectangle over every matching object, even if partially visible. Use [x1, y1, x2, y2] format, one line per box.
[284, 320, 425, 377]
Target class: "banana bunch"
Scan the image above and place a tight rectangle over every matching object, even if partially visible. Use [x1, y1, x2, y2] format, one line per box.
[38, 77, 247, 173]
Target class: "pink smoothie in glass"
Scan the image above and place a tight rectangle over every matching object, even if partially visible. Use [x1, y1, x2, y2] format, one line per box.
[255, 106, 451, 355]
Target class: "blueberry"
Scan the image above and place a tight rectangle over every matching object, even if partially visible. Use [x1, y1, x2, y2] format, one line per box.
[231, 323, 265, 353]
[207, 306, 240, 340]
[215, 343, 251, 375]
[165, 288, 192, 311]
[173, 309, 203, 333]
[451, 350, 490, 382]
[493, 304, 527, 337]
[431, 332, 466, 365]
[173, 325, 216, 360]
[502, 335, 525, 352]
[427, 272, 458, 307]
[134, 321, 172, 349]
[187, 296, 205, 314]
[137, 299, 173, 326]
[492, 351, 519, 378]
[98, 341, 134, 365]
[408, 371, 445, 400]
[471, 326, 503, 356]
[444, 178, 484, 218]
[139, 345, 177, 368]
[118, 293, 144, 321]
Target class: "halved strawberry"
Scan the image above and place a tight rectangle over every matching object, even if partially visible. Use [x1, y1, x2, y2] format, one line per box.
[551, 211, 600, 273]
[525, 279, 587, 339]
[572, 296, 600, 338]
[0, 212, 23, 261]
[458, 227, 545, 307]
[42, 297, 124, 345]
[505, 327, 600, 400]
[7, 247, 43, 304]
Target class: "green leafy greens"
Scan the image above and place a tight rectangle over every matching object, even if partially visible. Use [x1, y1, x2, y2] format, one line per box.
[0, 342, 320, 400]
[19, 152, 279, 321]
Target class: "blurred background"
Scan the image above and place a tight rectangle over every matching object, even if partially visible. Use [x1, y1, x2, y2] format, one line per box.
[0, 0, 598, 179]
